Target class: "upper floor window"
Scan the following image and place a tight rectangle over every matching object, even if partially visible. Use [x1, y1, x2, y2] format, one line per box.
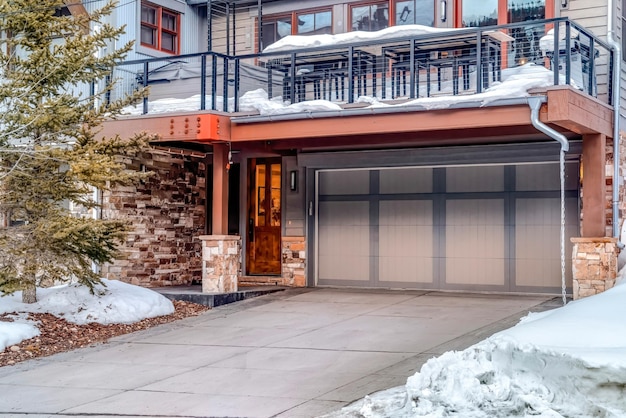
[394, 0, 434, 26]
[141, 2, 180, 54]
[296, 10, 332, 35]
[351, 2, 389, 31]
[262, 8, 332, 50]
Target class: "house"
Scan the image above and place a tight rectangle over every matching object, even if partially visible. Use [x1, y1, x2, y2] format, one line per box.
[93, 0, 623, 299]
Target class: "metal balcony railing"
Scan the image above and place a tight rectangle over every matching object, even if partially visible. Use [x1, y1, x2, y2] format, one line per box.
[105, 17, 614, 116]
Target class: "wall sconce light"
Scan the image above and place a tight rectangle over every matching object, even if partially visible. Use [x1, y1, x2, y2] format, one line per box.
[440, 0, 447, 22]
[561, 0, 568, 8]
[289, 170, 298, 192]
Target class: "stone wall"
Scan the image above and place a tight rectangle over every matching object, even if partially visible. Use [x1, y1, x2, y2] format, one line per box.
[281, 237, 306, 287]
[604, 134, 626, 236]
[101, 150, 207, 287]
[571, 237, 618, 299]
[201, 235, 240, 293]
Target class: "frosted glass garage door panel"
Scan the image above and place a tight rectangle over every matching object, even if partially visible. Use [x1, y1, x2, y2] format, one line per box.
[319, 170, 369, 195]
[446, 166, 504, 192]
[379, 167, 433, 194]
[446, 199, 505, 285]
[318, 201, 370, 281]
[516, 163, 579, 191]
[515, 198, 577, 287]
[379, 200, 434, 283]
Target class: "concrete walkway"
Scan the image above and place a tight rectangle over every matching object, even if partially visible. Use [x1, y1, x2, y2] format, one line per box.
[0, 288, 559, 418]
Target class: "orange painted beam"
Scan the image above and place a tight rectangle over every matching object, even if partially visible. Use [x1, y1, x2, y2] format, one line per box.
[212, 144, 229, 235]
[581, 133, 607, 237]
[99, 113, 230, 143]
[229, 105, 534, 142]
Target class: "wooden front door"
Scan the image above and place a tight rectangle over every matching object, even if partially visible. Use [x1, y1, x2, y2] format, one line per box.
[246, 159, 281, 275]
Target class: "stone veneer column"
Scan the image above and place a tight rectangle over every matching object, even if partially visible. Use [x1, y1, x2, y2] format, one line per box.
[571, 237, 618, 299]
[200, 235, 241, 293]
[282, 237, 306, 287]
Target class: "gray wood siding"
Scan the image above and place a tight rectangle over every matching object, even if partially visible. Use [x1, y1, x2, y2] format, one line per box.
[283, 156, 306, 237]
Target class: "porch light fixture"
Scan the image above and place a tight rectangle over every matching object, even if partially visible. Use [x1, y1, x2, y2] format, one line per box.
[561, 0, 568, 8]
[440, 0, 447, 22]
[290, 170, 298, 191]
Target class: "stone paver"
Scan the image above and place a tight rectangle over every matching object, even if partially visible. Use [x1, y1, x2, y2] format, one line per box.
[0, 288, 557, 417]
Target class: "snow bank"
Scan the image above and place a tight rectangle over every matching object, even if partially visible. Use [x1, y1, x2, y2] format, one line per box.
[0, 321, 39, 352]
[0, 279, 175, 350]
[324, 281, 626, 417]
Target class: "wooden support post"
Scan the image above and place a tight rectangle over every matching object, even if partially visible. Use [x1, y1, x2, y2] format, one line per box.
[581, 133, 607, 237]
[212, 144, 229, 235]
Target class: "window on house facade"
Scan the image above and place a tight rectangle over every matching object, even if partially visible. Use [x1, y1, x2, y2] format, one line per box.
[457, 0, 548, 65]
[394, 0, 434, 26]
[296, 10, 333, 35]
[140, 2, 180, 54]
[351, 2, 389, 31]
[261, 9, 332, 50]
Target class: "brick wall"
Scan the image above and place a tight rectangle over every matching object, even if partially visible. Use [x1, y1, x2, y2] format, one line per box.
[101, 151, 207, 287]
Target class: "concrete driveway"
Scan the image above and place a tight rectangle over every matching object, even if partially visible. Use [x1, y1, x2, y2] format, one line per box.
[0, 288, 558, 417]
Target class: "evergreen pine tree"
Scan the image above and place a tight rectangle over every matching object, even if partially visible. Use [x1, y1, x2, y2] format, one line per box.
[0, 0, 153, 303]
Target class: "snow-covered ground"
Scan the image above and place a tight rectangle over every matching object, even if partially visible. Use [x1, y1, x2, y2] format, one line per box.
[323, 273, 626, 418]
[0, 279, 173, 351]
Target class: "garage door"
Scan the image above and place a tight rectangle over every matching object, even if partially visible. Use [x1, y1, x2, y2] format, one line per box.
[315, 162, 579, 293]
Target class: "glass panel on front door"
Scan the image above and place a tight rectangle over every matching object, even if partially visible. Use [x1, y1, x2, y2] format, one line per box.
[247, 160, 281, 275]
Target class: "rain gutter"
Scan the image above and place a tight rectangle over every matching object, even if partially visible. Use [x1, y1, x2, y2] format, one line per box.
[607, 1, 622, 242]
[528, 95, 568, 304]
[527, 96, 569, 151]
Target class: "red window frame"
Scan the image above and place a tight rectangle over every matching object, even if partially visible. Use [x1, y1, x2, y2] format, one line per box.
[140, 2, 180, 54]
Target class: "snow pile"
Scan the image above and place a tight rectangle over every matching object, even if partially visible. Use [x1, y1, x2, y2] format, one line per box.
[0, 279, 174, 351]
[263, 25, 464, 54]
[121, 94, 235, 116]
[324, 278, 626, 417]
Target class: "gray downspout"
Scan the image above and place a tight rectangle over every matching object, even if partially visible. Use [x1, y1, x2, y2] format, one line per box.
[528, 96, 569, 305]
[607, 0, 622, 243]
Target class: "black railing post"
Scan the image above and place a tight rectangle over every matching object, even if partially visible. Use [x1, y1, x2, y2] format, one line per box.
[553, 23, 560, 86]
[142, 62, 148, 115]
[565, 22, 571, 86]
[223, 57, 229, 112]
[234, 58, 240, 112]
[409, 38, 416, 99]
[290, 52, 296, 104]
[212, 55, 217, 110]
[200, 54, 207, 110]
[348, 46, 354, 103]
[476, 30, 482, 94]
[588, 38, 595, 96]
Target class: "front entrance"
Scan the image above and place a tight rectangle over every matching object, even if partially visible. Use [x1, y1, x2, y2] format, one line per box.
[246, 159, 282, 275]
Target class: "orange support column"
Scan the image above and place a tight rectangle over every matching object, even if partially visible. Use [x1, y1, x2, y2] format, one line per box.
[212, 143, 229, 235]
[581, 133, 607, 237]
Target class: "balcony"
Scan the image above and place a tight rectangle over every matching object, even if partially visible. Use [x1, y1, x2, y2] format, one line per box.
[109, 18, 614, 117]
